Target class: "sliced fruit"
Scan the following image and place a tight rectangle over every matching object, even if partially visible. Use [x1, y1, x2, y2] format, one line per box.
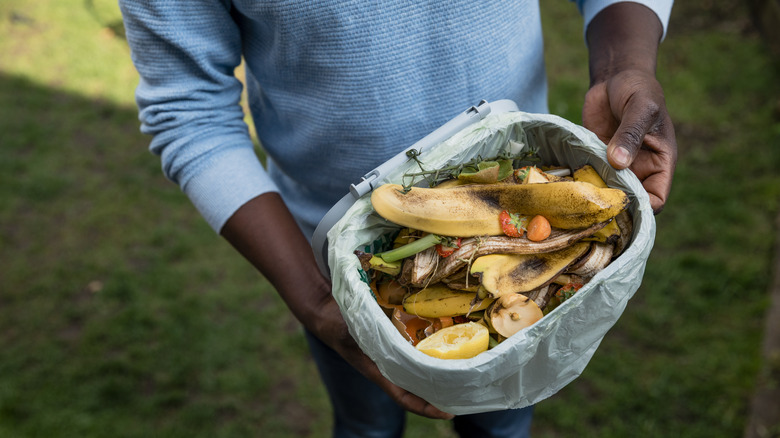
[543, 282, 585, 314]
[499, 210, 527, 237]
[521, 166, 551, 184]
[484, 294, 544, 339]
[435, 237, 462, 258]
[415, 322, 490, 359]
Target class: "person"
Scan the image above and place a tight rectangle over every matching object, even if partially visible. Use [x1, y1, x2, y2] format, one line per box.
[119, 1, 677, 436]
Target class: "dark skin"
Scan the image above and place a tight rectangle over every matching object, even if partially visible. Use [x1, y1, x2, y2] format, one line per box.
[584, 3, 677, 214]
[221, 2, 677, 420]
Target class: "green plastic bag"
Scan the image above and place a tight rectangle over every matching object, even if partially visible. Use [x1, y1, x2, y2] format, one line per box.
[327, 111, 656, 415]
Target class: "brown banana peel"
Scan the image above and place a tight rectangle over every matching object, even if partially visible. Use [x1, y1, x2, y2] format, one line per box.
[411, 221, 608, 287]
[470, 242, 591, 298]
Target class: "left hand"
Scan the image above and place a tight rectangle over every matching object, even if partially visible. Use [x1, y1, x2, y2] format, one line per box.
[583, 68, 677, 214]
[583, 2, 678, 214]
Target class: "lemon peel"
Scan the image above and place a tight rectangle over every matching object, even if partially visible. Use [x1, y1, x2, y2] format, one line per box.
[415, 322, 490, 360]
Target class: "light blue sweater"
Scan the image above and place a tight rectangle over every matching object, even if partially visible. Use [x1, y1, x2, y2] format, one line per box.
[119, 0, 672, 238]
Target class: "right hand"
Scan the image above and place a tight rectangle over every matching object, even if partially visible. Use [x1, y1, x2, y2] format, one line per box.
[309, 284, 454, 420]
[583, 3, 678, 214]
[221, 192, 453, 420]
[583, 69, 677, 214]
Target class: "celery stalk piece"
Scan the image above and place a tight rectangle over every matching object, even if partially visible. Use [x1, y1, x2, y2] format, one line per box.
[376, 233, 442, 263]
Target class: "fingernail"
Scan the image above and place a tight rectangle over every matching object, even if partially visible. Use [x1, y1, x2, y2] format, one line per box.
[611, 146, 631, 168]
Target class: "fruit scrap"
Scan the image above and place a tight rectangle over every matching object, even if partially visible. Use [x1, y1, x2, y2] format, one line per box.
[541, 281, 585, 314]
[402, 283, 494, 318]
[515, 165, 571, 184]
[557, 282, 584, 301]
[354, 250, 402, 276]
[410, 246, 439, 285]
[415, 321, 490, 359]
[469, 242, 591, 298]
[358, 156, 633, 359]
[499, 210, 528, 238]
[573, 164, 633, 256]
[484, 294, 544, 339]
[411, 223, 608, 287]
[435, 237, 462, 258]
[568, 242, 614, 277]
[392, 310, 431, 346]
[370, 181, 628, 236]
[526, 215, 551, 242]
[376, 279, 407, 309]
[499, 211, 551, 241]
[513, 166, 534, 183]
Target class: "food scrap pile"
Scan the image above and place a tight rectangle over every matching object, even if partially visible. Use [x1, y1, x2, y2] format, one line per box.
[355, 159, 633, 360]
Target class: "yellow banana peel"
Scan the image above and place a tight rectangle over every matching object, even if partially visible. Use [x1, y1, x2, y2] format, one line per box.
[403, 283, 494, 318]
[371, 181, 628, 236]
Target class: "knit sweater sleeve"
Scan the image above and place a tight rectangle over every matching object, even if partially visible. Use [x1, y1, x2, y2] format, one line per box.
[119, 0, 278, 232]
[574, 0, 674, 39]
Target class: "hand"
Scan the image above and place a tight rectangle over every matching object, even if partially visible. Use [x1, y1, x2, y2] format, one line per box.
[221, 192, 453, 420]
[310, 291, 455, 420]
[583, 2, 678, 214]
[583, 69, 677, 213]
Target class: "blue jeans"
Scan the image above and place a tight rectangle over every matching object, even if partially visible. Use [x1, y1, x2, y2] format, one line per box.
[304, 330, 534, 438]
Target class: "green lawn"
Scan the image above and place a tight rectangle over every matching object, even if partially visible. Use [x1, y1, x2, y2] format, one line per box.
[1, 1, 778, 437]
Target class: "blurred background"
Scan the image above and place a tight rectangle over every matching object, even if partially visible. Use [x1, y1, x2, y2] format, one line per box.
[1, 1, 779, 437]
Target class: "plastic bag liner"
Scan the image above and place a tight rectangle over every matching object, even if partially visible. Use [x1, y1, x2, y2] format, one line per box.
[326, 111, 656, 415]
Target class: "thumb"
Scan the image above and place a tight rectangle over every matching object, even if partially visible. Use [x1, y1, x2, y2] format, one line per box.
[606, 141, 635, 170]
[605, 101, 657, 170]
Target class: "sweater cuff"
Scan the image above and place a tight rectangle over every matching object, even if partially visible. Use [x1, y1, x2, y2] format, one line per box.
[182, 146, 279, 233]
[582, 0, 673, 40]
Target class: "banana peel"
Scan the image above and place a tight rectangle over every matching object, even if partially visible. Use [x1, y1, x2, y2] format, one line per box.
[403, 283, 494, 318]
[572, 164, 608, 187]
[355, 250, 402, 276]
[371, 181, 628, 236]
[470, 242, 591, 297]
[573, 165, 623, 246]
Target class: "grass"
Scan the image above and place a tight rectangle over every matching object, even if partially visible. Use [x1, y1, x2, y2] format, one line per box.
[536, 2, 780, 437]
[1, 0, 779, 437]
